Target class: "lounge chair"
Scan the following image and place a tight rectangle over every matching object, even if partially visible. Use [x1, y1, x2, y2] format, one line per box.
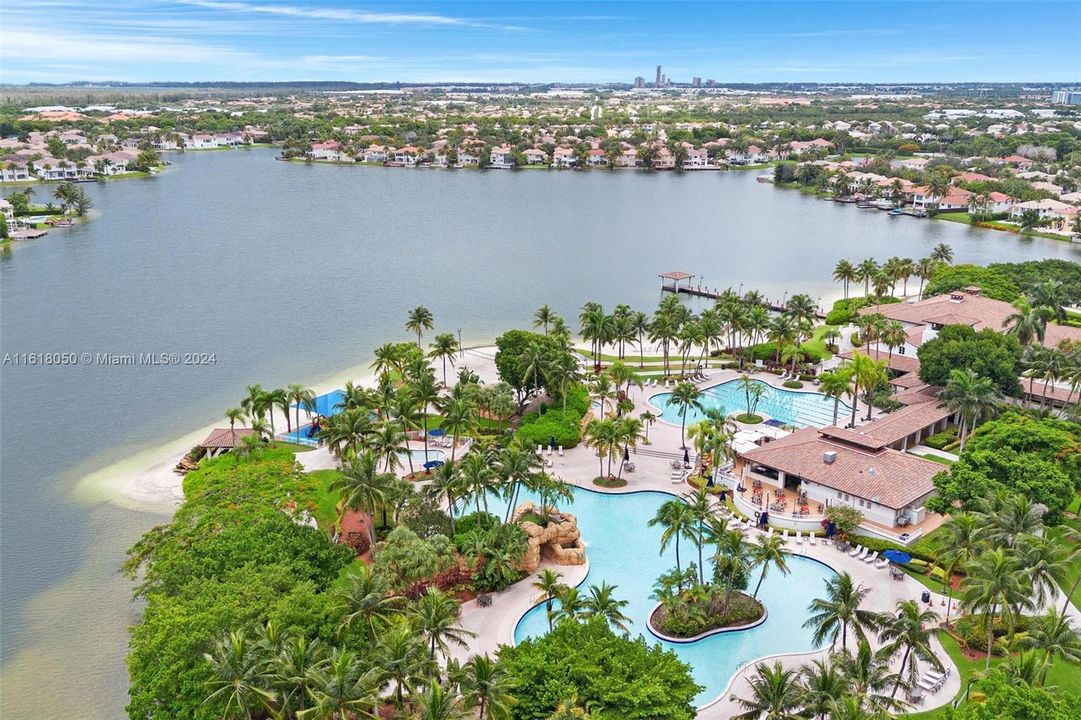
[856, 547, 870, 560]
[547, 446, 553, 456]
[808, 533, 817, 546]
[874, 557, 890, 569]
[558, 446, 564, 456]
[767, 527, 774, 537]
[544, 458, 553, 468]
[926, 669, 949, 683]
[917, 677, 942, 694]
[848, 544, 863, 557]
[537, 445, 543, 455]
[671, 473, 685, 484]
[864, 551, 879, 564]
[782, 528, 789, 541]
[795, 530, 804, 544]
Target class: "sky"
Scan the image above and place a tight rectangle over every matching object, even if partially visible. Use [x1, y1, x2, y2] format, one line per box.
[2, 0, 1079, 85]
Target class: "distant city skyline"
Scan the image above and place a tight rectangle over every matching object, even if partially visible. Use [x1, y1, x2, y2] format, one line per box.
[2, 0, 1079, 85]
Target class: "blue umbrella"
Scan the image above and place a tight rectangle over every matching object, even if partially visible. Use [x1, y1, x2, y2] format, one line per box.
[428, 428, 446, 437]
[883, 549, 912, 564]
[423, 460, 444, 470]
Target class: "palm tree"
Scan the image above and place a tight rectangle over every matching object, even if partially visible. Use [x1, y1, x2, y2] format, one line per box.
[819, 368, 852, 426]
[412, 587, 476, 662]
[649, 498, 695, 580]
[734, 661, 803, 720]
[203, 630, 275, 720]
[581, 582, 631, 633]
[412, 372, 441, 463]
[848, 351, 886, 422]
[876, 600, 942, 698]
[330, 451, 389, 543]
[532, 569, 564, 631]
[1022, 611, 1081, 684]
[631, 310, 650, 368]
[440, 395, 476, 462]
[939, 368, 1000, 451]
[838, 639, 906, 714]
[804, 572, 876, 652]
[429, 332, 459, 386]
[375, 619, 431, 708]
[667, 381, 702, 449]
[337, 564, 400, 642]
[268, 635, 325, 717]
[833, 259, 858, 299]
[426, 460, 464, 534]
[930, 242, 954, 265]
[915, 257, 938, 299]
[457, 653, 516, 720]
[881, 320, 907, 362]
[1030, 280, 1070, 324]
[798, 658, 849, 720]
[371, 342, 403, 377]
[406, 305, 435, 346]
[225, 406, 245, 446]
[1003, 300, 1051, 346]
[287, 384, 316, 442]
[937, 512, 984, 623]
[750, 533, 790, 599]
[370, 419, 409, 478]
[533, 304, 555, 335]
[302, 648, 381, 720]
[857, 258, 878, 296]
[520, 342, 551, 400]
[1017, 534, 1078, 611]
[961, 547, 1035, 670]
[413, 681, 469, 720]
[550, 585, 586, 626]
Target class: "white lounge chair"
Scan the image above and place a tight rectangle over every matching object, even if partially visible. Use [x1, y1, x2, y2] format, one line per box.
[767, 527, 774, 537]
[864, 551, 879, 564]
[795, 530, 804, 544]
[545, 458, 553, 468]
[782, 528, 789, 541]
[849, 544, 864, 557]
[547, 446, 553, 456]
[917, 677, 942, 693]
[856, 547, 870, 561]
[558, 446, 564, 456]
[808, 533, 817, 546]
[874, 557, 890, 569]
[537, 445, 543, 455]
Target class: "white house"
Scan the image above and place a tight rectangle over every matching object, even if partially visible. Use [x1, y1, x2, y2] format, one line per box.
[392, 146, 420, 166]
[523, 148, 548, 165]
[1010, 198, 1073, 220]
[489, 145, 515, 169]
[309, 141, 345, 162]
[0, 160, 31, 182]
[362, 145, 388, 163]
[683, 147, 710, 169]
[552, 147, 576, 167]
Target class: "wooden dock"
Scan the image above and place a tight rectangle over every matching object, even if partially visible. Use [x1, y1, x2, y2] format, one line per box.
[659, 270, 826, 318]
[10, 228, 48, 240]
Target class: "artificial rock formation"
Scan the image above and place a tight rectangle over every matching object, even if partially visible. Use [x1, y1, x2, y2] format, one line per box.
[513, 502, 587, 573]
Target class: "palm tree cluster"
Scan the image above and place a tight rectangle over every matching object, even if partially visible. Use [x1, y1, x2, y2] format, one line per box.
[224, 383, 313, 456]
[204, 576, 518, 720]
[1021, 339, 1081, 412]
[52, 180, 94, 216]
[833, 244, 952, 301]
[935, 495, 1081, 672]
[531, 570, 632, 635]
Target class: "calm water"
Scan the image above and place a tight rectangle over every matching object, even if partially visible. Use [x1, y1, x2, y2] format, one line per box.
[509, 489, 836, 706]
[1, 148, 1076, 717]
[650, 378, 853, 428]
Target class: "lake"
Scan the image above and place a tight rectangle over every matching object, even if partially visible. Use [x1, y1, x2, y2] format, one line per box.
[1, 148, 1076, 717]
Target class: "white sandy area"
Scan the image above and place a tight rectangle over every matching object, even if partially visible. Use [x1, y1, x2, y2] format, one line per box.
[74, 346, 505, 514]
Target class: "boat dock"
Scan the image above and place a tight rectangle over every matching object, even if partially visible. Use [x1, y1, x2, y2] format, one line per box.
[10, 228, 48, 240]
[659, 271, 826, 318]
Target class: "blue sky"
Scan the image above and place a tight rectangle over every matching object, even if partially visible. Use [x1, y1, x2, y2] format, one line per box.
[2, 1, 1079, 84]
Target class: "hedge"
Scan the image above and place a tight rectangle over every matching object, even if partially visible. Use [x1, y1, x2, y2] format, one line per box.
[922, 427, 958, 450]
[852, 534, 938, 563]
[515, 386, 590, 448]
[826, 296, 901, 325]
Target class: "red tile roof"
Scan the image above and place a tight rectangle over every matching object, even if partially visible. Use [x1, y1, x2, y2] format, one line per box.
[199, 428, 256, 449]
[741, 428, 941, 509]
[819, 402, 952, 450]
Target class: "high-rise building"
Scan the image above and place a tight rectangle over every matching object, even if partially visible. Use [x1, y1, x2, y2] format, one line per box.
[655, 65, 662, 86]
[634, 76, 645, 88]
[1051, 90, 1081, 105]
[692, 77, 702, 87]
[660, 73, 667, 86]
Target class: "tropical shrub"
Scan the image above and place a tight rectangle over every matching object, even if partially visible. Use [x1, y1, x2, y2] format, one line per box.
[922, 427, 958, 450]
[498, 619, 701, 720]
[916, 324, 1022, 395]
[824, 504, 864, 537]
[825, 296, 901, 325]
[515, 386, 590, 448]
[372, 526, 457, 592]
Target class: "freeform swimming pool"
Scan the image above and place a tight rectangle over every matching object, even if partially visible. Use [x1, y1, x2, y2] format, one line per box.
[650, 378, 851, 428]
[480, 489, 837, 707]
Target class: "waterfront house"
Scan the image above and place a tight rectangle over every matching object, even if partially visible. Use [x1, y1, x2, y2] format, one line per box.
[1009, 197, 1073, 221]
[309, 141, 346, 162]
[0, 197, 14, 225]
[683, 146, 710, 169]
[392, 146, 420, 166]
[489, 145, 515, 168]
[456, 149, 480, 167]
[587, 148, 608, 167]
[617, 147, 640, 167]
[552, 147, 576, 167]
[909, 185, 972, 211]
[30, 157, 81, 181]
[0, 159, 31, 183]
[188, 133, 224, 149]
[652, 147, 676, 170]
[362, 145, 388, 163]
[523, 148, 548, 165]
[984, 191, 1016, 214]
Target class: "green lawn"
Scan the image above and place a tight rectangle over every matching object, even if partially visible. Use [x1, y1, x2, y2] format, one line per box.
[904, 631, 1081, 718]
[270, 441, 315, 453]
[910, 452, 955, 466]
[307, 468, 342, 529]
[934, 211, 971, 224]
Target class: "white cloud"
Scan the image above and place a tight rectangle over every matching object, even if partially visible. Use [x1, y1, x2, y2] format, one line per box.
[180, 0, 523, 29]
[1, 26, 257, 65]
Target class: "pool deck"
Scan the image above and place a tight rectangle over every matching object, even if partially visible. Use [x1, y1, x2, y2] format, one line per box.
[287, 344, 1081, 716]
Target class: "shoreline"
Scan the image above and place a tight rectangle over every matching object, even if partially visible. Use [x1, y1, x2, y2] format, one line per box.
[72, 342, 500, 514]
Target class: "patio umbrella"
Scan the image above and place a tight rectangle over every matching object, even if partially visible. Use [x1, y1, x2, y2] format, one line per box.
[549, 436, 557, 449]
[683, 448, 690, 464]
[623, 447, 630, 461]
[423, 460, 444, 470]
[883, 549, 912, 564]
[428, 428, 446, 437]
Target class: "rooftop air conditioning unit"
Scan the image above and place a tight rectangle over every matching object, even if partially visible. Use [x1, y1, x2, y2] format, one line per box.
[823, 451, 837, 464]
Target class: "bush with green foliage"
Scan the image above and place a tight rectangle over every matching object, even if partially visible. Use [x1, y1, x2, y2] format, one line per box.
[927, 413, 1081, 522]
[372, 526, 457, 592]
[949, 669, 1080, 720]
[498, 619, 701, 720]
[925, 259, 1081, 304]
[824, 504, 864, 537]
[494, 329, 566, 404]
[515, 385, 590, 448]
[123, 448, 354, 720]
[922, 427, 958, 450]
[825, 295, 901, 325]
[916, 324, 1022, 395]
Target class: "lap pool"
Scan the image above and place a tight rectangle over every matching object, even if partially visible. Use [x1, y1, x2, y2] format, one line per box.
[649, 378, 850, 428]
[481, 489, 836, 707]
